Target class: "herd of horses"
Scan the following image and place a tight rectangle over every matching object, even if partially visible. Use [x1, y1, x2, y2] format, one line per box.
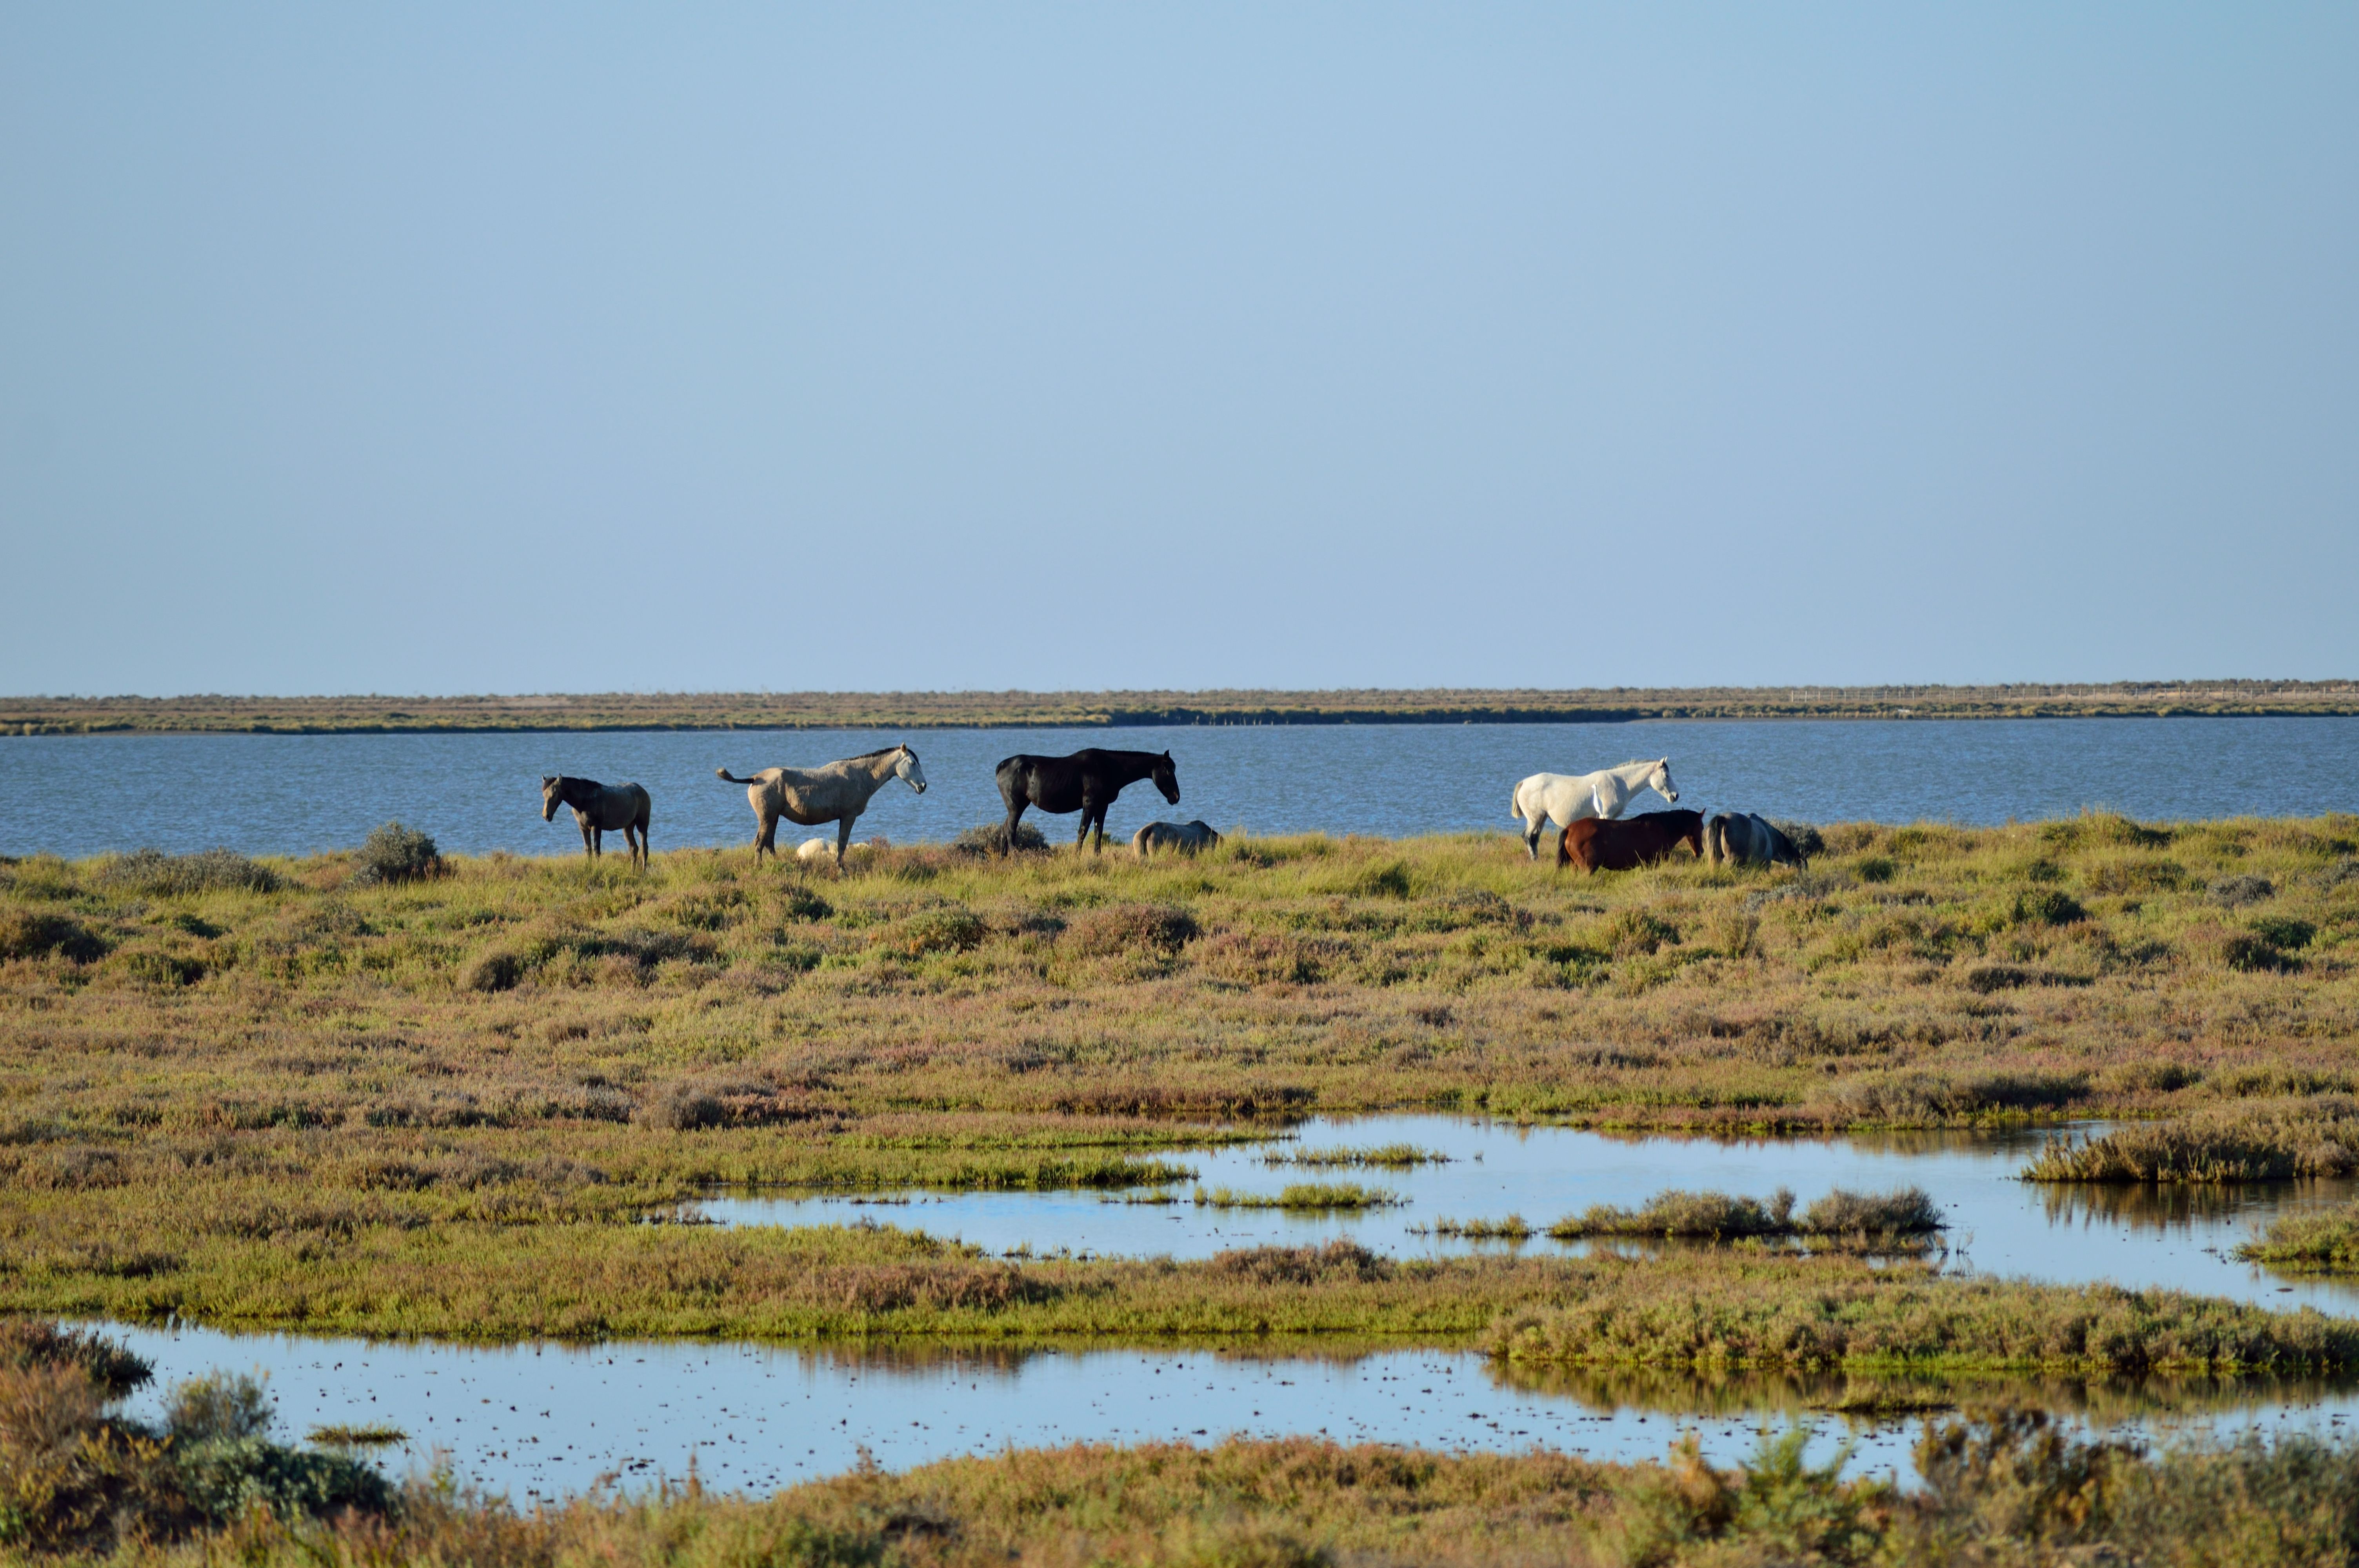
[538, 746, 1808, 874]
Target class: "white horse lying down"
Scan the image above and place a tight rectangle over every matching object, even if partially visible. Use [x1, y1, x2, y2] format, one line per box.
[1707, 813, 1807, 869]
[1132, 820, 1221, 859]
[798, 835, 889, 861]
[1510, 758, 1678, 861]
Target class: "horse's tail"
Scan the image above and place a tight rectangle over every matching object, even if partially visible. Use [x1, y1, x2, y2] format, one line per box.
[1509, 780, 1525, 820]
[716, 769, 754, 785]
[1704, 815, 1725, 867]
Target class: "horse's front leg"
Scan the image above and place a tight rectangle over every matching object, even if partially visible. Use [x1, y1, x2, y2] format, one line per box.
[579, 817, 596, 860]
[834, 818, 853, 866]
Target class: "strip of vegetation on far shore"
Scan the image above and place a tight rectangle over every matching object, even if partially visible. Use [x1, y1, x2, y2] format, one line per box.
[8, 679, 2359, 735]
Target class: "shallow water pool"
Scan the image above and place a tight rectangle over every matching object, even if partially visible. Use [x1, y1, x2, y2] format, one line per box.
[109, 1325, 2359, 1503]
[701, 1114, 2359, 1312]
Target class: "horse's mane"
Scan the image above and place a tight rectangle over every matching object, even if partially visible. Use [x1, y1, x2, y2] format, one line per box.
[840, 745, 906, 763]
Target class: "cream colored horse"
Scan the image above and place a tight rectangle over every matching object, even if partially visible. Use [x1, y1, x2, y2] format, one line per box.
[1132, 820, 1221, 859]
[1510, 757, 1678, 861]
[718, 744, 926, 865]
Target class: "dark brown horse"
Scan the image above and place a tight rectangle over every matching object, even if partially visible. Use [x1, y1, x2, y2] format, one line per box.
[542, 775, 652, 868]
[996, 749, 1180, 853]
[1558, 809, 1703, 873]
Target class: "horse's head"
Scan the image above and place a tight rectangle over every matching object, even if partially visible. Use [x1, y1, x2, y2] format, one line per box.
[1648, 759, 1679, 803]
[540, 776, 564, 822]
[1677, 809, 1705, 857]
[894, 744, 927, 795]
[1152, 751, 1181, 805]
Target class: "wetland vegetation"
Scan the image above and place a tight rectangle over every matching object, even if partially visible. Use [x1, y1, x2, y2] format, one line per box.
[2, 813, 2355, 1350]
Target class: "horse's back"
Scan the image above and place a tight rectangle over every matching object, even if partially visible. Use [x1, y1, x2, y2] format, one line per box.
[1134, 819, 1219, 858]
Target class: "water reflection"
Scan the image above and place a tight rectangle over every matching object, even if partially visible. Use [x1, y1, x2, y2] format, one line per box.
[2035, 1179, 2359, 1234]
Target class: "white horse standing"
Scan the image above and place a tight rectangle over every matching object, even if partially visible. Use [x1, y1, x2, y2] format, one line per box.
[718, 744, 926, 865]
[1510, 757, 1679, 861]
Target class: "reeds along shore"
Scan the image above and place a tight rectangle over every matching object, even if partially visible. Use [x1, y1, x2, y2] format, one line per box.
[4, 813, 2359, 1336]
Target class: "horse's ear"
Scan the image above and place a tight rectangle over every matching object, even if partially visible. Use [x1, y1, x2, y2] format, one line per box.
[542, 775, 554, 785]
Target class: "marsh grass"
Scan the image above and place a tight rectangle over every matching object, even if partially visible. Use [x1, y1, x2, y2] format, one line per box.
[2023, 1098, 2359, 1183]
[1193, 1182, 1402, 1210]
[1421, 1214, 1535, 1240]
[4, 813, 2357, 1338]
[1263, 1143, 1449, 1168]
[1543, 1186, 1941, 1241]
[2237, 1200, 2359, 1274]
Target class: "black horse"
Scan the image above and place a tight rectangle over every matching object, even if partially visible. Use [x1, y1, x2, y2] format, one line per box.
[995, 749, 1180, 853]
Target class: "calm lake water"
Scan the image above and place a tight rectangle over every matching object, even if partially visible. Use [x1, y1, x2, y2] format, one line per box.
[703, 1116, 2359, 1315]
[6, 716, 2358, 859]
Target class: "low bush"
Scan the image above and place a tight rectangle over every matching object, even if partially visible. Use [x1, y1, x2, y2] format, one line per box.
[351, 822, 441, 886]
[1068, 902, 1200, 957]
[889, 906, 985, 957]
[777, 884, 833, 921]
[0, 908, 105, 963]
[1206, 1240, 1394, 1285]
[93, 847, 281, 897]
[459, 947, 526, 993]
[952, 822, 1049, 855]
[2005, 889, 2087, 927]
[2209, 873, 2277, 907]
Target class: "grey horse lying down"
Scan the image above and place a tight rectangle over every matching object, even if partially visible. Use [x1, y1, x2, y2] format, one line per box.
[1706, 812, 1808, 869]
[1132, 820, 1222, 858]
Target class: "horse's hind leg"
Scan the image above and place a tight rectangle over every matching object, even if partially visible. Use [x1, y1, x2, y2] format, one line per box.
[1522, 815, 1545, 860]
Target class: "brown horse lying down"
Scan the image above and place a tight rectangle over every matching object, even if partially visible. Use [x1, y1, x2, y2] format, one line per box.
[1558, 809, 1705, 873]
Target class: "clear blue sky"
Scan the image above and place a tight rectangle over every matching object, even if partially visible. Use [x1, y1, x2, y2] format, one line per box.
[4, 5, 2354, 696]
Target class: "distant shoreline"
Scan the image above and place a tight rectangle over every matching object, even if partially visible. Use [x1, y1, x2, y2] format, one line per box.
[4, 682, 2356, 736]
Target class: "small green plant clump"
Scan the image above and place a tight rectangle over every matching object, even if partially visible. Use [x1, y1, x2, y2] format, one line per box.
[1194, 1182, 1403, 1210]
[1265, 1142, 1450, 1169]
[1544, 1185, 1942, 1241]
[352, 820, 442, 885]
